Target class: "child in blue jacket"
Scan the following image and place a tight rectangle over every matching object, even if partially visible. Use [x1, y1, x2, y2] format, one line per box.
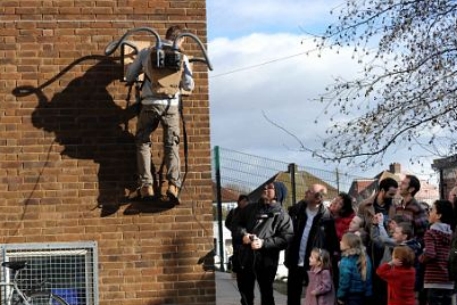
[337, 232, 373, 305]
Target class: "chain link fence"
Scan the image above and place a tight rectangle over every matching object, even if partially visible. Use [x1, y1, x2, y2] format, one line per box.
[211, 146, 370, 271]
[211, 146, 439, 271]
[212, 146, 367, 209]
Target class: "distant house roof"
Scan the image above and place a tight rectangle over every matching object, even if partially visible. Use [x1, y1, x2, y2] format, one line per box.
[416, 181, 439, 205]
[347, 163, 439, 204]
[374, 171, 402, 182]
[248, 170, 339, 207]
[212, 181, 241, 203]
[348, 179, 376, 202]
[349, 171, 402, 202]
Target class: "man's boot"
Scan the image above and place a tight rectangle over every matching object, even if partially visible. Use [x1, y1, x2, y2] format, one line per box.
[160, 180, 168, 198]
[167, 183, 179, 199]
[140, 185, 154, 198]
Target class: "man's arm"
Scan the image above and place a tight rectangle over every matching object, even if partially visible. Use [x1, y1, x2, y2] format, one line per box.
[261, 213, 294, 250]
[414, 205, 429, 240]
[231, 204, 254, 245]
[371, 223, 396, 248]
[225, 209, 234, 231]
[125, 48, 147, 83]
[181, 55, 194, 91]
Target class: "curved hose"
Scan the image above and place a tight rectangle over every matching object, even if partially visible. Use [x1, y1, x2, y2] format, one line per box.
[174, 32, 213, 71]
[105, 28, 213, 71]
[104, 27, 161, 56]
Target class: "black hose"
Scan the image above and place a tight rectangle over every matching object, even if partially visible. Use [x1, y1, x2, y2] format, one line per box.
[174, 32, 213, 71]
[104, 27, 213, 71]
[104, 27, 161, 56]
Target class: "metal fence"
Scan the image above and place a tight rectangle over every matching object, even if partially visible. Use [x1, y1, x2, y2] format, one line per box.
[211, 146, 439, 271]
[0, 241, 98, 305]
[211, 146, 370, 271]
[212, 146, 439, 206]
[212, 146, 368, 206]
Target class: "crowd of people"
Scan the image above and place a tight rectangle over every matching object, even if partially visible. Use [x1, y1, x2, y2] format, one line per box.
[225, 176, 457, 305]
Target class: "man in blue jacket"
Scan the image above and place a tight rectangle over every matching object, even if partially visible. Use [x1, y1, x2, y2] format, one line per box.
[232, 181, 293, 305]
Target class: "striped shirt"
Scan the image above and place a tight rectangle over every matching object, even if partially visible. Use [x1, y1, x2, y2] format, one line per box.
[395, 198, 428, 240]
[420, 223, 454, 289]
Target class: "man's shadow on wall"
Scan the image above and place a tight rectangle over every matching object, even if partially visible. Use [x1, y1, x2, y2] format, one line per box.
[13, 55, 176, 217]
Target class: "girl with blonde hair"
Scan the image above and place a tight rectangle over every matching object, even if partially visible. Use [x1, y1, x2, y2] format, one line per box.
[337, 232, 373, 305]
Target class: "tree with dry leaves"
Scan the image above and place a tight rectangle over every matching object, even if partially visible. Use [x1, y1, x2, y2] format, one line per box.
[311, 0, 457, 167]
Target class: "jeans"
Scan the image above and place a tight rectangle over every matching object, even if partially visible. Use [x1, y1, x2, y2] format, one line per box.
[136, 104, 181, 188]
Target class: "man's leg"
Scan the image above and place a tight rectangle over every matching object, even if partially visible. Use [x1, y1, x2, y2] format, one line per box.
[287, 266, 305, 305]
[162, 106, 181, 197]
[256, 265, 277, 305]
[236, 269, 255, 305]
[135, 106, 159, 197]
[371, 272, 387, 305]
[428, 288, 453, 305]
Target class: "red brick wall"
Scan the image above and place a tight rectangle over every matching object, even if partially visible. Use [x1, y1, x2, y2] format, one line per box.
[0, 1, 214, 305]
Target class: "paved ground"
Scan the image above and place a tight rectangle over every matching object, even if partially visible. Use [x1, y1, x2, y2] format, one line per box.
[215, 271, 288, 305]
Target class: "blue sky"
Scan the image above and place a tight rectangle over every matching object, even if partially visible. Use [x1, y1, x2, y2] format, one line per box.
[205, 0, 438, 181]
[207, 0, 337, 38]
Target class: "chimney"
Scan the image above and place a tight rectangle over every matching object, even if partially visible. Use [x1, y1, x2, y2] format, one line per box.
[389, 163, 401, 174]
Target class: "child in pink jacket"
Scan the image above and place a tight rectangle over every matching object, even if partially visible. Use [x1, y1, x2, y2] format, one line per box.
[304, 248, 335, 305]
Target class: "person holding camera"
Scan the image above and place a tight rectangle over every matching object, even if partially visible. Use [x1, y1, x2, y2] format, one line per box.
[231, 181, 293, 305]
[285, 184, 340, 305]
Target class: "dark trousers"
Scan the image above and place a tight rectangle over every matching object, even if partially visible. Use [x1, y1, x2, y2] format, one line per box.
[427, 288, 453, 305]
[286, 266, 307, 305]
[371, 272, 387, 305]
[236, 264, 277, 305]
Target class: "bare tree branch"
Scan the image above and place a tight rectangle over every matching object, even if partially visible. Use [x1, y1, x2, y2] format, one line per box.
[308, 0, 457, 166]
[262, 111, 315, 154]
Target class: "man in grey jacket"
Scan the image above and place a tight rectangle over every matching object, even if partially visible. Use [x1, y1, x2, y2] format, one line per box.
[125, 25, 194, 199]
[232, 181, 293, 305]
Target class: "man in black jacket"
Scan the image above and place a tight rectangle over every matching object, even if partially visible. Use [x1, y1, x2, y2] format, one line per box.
[225, 194, 250, 232]
[226, 194, 250, 274]
[232, 181, 293, 305]
[285, 183, 340, 305]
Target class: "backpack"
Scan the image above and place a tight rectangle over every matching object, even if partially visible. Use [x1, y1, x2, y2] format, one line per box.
[448, 233, 457, 280]
[145, 46, 184, 98]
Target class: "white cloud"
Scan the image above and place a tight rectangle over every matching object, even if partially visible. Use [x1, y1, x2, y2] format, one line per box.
[206, 1, 439, 179]
[208, 33, 363, 168]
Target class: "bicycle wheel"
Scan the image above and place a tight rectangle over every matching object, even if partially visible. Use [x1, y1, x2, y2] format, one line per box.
[26, 292, 69, 305]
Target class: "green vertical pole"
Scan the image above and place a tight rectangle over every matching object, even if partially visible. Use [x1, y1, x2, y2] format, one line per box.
[439, 169, 444, 199]
[214, 146, 225, 271]
[288, 163, 297, 205]
[336, 167, 340, 192]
